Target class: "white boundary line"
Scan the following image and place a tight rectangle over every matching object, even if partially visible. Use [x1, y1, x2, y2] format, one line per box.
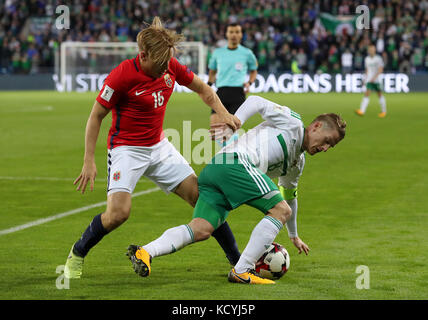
[0, 176, 82, 182]
[0, 187, 160, 236]
[0, 106, 54, 113]
[0, 176, 153, 183]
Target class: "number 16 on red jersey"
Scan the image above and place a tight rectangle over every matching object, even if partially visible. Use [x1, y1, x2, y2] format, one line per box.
[152, 90, 164, 108]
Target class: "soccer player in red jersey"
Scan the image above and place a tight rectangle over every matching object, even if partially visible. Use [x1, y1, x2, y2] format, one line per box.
[64, 17, 242, 279]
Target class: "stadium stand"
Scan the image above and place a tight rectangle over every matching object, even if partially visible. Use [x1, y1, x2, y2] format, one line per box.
[0, 0, 427, 75]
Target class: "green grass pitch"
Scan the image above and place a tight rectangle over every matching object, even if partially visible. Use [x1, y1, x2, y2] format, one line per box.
[0, 91, 427, 300]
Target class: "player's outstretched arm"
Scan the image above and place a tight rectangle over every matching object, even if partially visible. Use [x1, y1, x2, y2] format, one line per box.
[283, 196, 310, 255]
[279, 168, 310, 255]
[210, 95, 294, 142]
[186, 74, 241, 131]
[234, 95, 283, 125]
[74, 100, 110, 194]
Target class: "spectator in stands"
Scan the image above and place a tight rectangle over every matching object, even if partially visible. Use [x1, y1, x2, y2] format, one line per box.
[296, 48, 308, 72]
[399, 41, 413, 74]
[341, 49, 353, 74]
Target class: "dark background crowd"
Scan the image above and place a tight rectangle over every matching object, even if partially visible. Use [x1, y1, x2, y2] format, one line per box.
[1, 0, 427, 75]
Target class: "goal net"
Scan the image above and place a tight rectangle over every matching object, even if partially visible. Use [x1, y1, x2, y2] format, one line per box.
[56, 41, 206, 92]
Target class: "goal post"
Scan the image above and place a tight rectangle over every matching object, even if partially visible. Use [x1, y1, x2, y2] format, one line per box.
[175, 41, 207, 78]
[57, 41, 207, 92]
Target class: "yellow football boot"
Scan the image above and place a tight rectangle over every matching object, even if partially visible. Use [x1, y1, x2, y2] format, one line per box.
[355, 109, 364, 116]
[378, 112, 387, 118]
[126, 245, 152, 277]
[228, 268, 275, 284]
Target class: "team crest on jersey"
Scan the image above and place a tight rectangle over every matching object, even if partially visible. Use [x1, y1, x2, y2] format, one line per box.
[164, 73, 173, 88]
[113, 171, 121, 181]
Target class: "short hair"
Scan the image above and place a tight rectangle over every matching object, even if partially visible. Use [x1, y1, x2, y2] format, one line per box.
[136, 17, 184, 70]
[226, 23, 242, 31]
[312, 113, 347, 140]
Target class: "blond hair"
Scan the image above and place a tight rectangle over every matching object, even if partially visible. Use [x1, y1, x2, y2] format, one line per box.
[312, 113, 347, 140]
[136, 17, 184, 71]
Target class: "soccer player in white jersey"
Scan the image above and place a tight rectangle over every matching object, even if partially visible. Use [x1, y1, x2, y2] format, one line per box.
[126, 96, 346, 284]
[356, 44, 387, 118]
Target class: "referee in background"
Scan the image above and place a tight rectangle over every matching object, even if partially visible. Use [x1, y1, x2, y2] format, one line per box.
[208, 23, 258, 143]
[206, 23, 258, 267]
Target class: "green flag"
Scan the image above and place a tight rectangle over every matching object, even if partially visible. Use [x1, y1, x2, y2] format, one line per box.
[319, 13, 357, 35]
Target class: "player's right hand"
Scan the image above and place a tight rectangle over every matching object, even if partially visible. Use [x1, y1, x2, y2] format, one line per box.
[218, 113, 241, 131]
[74, 161, 97, 194]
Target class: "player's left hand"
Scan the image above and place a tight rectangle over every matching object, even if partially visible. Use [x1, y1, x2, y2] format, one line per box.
[290, 237, 310, 255]
[209, 123, 234, 141]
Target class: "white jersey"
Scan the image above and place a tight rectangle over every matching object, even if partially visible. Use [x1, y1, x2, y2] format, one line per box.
[365, 55, 384, 83]
[221, 95, 305, 189]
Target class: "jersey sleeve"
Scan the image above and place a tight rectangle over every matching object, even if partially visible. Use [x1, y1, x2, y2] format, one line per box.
[170, 57, 194, 87]
[235, 95, 298, 129]
[247, 49, 258, 71]
[96, 63, 126, 109]
[208, 49, 217, 71]
[279, 155, 304, 238]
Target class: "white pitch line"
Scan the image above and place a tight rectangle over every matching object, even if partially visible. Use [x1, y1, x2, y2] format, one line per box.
[0, 105, 54, 113]
[0, 176, 153, 183]
[0, 176, 84, 182]
[0, 187, 160, 236]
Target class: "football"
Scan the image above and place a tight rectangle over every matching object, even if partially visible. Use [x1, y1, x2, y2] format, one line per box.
[255, 242, 290, 280]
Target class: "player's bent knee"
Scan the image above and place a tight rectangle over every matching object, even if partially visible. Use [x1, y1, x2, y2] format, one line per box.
[268, 201, 291, 225]
[193, 229, 211, 241]
[283, 204, 292, 222]
[188, 218, 214, 242]
[174, 174, 199, 208]
[105, 192, 132, 229]
[111, 209, 130, 225]
[103, 207, 130, 229]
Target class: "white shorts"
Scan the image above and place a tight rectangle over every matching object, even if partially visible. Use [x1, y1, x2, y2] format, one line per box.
[107, 138, 195, 195]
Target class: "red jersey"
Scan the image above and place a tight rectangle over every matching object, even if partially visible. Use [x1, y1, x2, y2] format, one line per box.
[96, 56, 194, 149]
